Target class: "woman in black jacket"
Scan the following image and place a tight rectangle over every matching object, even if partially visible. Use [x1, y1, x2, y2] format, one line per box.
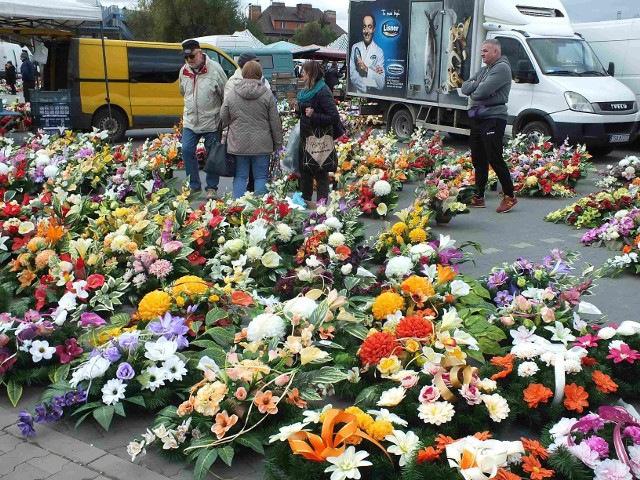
[296, 61, 342, 207]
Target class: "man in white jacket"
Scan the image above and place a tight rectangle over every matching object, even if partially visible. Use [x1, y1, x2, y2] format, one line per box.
[179, 39, 228, 199]
[349, 14, 385, 93]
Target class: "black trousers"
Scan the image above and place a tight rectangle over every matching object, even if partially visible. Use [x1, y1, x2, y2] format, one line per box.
[469, 117, 514, 198]
[300, 171, 330, 202]
[23, 81, 36, 104]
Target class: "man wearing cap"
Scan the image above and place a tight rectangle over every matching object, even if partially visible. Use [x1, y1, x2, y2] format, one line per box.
[179, 39, 228, 199]
[20, 51, 36, 104]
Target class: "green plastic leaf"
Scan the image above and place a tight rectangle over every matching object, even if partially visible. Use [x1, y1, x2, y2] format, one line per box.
[205, 308, 228, 326]
[113, 402, 126, 417]
[200, 346, 227, 365]
[344, 276, 361, 291]
[124, 396, 146, 407]
[306, 367, 348, 385]
[92, 405, 115, 431]
[194, 448, 219, 480]
[218, 445, 235, 466]
[236, 435, 265, 454]
[343, 323, 369, 341]
[6, 380, 23, 407]
[51, 364, 70, 383]
[206, 326, 235, 348]
[308, 301, 329, 327]
[109, 313, 131, 326]
[354, 385, 381, 407]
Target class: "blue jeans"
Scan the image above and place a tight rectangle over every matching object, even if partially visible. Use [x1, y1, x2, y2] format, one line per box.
[182, 127, 220, 190]
[233, 155, 270, 199]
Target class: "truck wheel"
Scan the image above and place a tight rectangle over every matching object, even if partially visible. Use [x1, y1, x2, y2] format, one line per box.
[92, 108, 128, 142]
[520, 120, 553, 144]
[588, 145, 615, 157]
[390, 108, 414, 141]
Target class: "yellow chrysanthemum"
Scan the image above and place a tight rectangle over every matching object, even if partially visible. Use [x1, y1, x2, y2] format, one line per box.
[171, 275, 209, 297]
[137, 290, 172, 320]
[95, 327, 122, 346]
[390, 222, 408, 235]
[408, 227, 427, 243]
[366, 420, 394, 441]
[371, 292, 405, 320]
[345, 406, 365, 416]
[401, 276, 435, 297]
[355, 413, 375, 431]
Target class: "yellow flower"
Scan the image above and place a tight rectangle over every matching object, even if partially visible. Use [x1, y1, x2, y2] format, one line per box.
[377, 355, 402, 375]
[171, 275, 208, 297]
[401, 276, 435, 297]
[193, 381, 228, 417]
[409, 228, 427, 243]
[355, 412, 375, 431]
[94, 327, 122, 345]
[366, 420, 394, 441]
[405, 338, 421, 353]
[138, 290, 172, 320]
[391, 222, 408, 235]
[114, 207, 131, 218]
[525, 176, 538, 186]
[345, 406, 365, 417]
[371, 292, 405, 320]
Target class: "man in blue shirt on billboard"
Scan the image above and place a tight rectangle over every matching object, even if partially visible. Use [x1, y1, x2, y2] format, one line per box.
[350, 14, 385, 93]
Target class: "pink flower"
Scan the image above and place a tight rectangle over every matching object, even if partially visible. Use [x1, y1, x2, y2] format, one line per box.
[574, 334, 600, 349]
[80, 312, 106, 328]
[418, 385, 440, 403]
[148, 259, 173, 280]
[55, 338, 83, 364]
[86, 274, 105, 289]
[607, 343, 640, 364]
[460, 383, 482, 405]
[162, 241, 183, 253]
[400, 374, 418, 389]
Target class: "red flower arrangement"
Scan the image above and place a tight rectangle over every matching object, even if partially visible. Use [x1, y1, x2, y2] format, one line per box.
[395, 315, 434, 340]
[359, 332, 401, 366]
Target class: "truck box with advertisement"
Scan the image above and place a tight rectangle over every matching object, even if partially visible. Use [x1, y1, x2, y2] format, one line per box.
[347, 0, 639, 154]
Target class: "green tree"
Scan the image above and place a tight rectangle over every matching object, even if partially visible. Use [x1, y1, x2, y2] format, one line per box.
[126, 0, 244, 42]
[291, 21, 337, 46]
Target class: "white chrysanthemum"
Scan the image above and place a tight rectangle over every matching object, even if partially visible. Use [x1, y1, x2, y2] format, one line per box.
[385, 256, 413, 279]
[246, 246, 264, 261]
[275, 223, 294, 242]
[224, 238, 245, 253]
[246, 313, 286, 342]
[373, 180, 392, 196]
[482, 394, 510, 422]
[328, 232, 346, 247]
[517, 361, 539, 377]
[163, 355, 188, 382]
[110, 234, 131, 252]
[417, 401, 455, 425]
[141, 365, 167, 391]
[377, 386, 406, 407]
[102, 378, 127, 405]
[323, 217, 342, 230]
[43, 164, 59, 179]
[35, 151, 51, 166]
[283, 296, 318, 319]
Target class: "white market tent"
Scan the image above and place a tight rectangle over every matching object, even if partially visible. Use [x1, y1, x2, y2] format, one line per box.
[195, 30, 266, 50]
[0, 0, 102, 37]
[327, 34, 348, 52]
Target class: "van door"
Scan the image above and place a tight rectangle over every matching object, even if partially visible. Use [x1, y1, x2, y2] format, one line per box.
[127, 46, 184, 127]
[494, 36, 535, 130]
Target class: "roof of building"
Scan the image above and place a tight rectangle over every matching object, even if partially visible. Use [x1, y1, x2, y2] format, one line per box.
[255, 4, 346, 37]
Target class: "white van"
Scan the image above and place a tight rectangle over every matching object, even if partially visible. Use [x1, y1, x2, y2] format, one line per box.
[0, 41, 30, 79]
[573, 19, 640, 107]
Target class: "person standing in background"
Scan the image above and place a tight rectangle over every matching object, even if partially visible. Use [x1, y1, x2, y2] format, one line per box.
[19, 52, 36, 103]
[179, 39, 227, 200]
[4, 61, 16, 95]
[324, 61, 341, 92]
[461, 39, 518, 214]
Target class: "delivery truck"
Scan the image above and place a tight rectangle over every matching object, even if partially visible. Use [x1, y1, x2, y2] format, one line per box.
[347, 0, 639, 155]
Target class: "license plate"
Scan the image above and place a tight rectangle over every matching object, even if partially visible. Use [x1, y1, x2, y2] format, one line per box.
[610, 134, 630, 143]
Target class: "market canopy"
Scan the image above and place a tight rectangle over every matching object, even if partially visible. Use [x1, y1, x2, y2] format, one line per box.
[0, 0, 102, 37]
[293, 44, 346, 61]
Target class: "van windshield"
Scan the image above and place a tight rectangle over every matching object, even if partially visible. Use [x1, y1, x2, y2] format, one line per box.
[527, 38, 606, 76]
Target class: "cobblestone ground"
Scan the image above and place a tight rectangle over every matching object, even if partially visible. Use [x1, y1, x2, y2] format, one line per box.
[1, 129, 638, 479]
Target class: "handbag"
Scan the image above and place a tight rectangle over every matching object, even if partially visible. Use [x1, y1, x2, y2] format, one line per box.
[204, 138, 235, 177]
[300, 121, 337, 174]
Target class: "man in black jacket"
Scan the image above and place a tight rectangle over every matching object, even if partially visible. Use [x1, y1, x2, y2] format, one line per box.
[4, 61, 16, 95]
[324, 61, 341, 92]
[20, 52, 36, 103]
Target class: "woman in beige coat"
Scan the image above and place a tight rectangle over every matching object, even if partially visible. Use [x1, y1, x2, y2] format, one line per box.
[221, 61, 282, 199]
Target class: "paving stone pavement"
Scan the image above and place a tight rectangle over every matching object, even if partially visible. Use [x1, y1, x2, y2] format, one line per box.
[0, 132, 638, 479]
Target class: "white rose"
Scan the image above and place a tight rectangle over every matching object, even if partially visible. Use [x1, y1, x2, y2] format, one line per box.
[328, 232, 345, 247]
[341, 264, 353, 275]
[43, 164, 59, 179]
[517, 361, 539, 377]
[224, 238, 245, 253]
[246, 246, 264, 261]
[598, 326, 617, 339]
[324, 217, 342, 230]
[283, 297, 318, 319]
[261, 251, 281, 268]
[316, 205, 327, 215]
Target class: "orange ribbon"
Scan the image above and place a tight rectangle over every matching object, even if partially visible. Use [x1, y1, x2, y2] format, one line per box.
[288, 409, 390, 462]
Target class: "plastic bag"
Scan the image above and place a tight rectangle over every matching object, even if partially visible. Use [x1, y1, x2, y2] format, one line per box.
[282, 120, 301, 173]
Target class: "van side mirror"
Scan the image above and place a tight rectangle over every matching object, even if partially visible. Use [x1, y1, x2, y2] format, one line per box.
[514, 60, 538, 84]
[607, 61, 615, 76]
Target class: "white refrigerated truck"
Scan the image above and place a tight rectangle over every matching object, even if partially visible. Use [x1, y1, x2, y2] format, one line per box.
[346, 0, 639, 155]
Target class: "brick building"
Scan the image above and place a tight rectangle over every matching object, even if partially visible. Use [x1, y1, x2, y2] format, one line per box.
[249, 2, 346, 42]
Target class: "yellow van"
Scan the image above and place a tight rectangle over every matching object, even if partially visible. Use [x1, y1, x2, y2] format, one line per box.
[42, 38, 237, 140]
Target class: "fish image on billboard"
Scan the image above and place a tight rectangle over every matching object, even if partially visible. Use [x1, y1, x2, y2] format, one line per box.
[424, 10, 438, 94]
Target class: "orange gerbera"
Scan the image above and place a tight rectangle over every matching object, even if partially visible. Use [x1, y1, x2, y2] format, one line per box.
[492, 469, 521, 480]
[473, 431, 493, 441]
[521, 438, 549, 460]
[523, 384, 554, 409]
[401, 276, 435, 297]
[592, 370, 618, 394]
[253, 390, 280, 415]
[490, 354, 515, 380]
[521, 455, 554, 480]
[434, 434, 455, 453]
[416, 446, 441, 463]
[564, 383, 589, 413]
[211, 410, 239, 439]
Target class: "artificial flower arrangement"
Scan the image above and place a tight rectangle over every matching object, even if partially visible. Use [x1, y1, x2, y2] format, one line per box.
[0, 99, 32, 134]
[581, 209, 640, 276]
[596, 155, 640, 190]
[373, 200, 433, 262]
[543, 404, 640, 480]
[404, 128, 447, 178]
[348, 169, 401, 219]
[544, 187, 638, 229]
[505, 134, 592, 197]
[126, 291, 354, 478]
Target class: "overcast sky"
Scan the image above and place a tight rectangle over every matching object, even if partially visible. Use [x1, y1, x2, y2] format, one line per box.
[102, 0, 639, 32]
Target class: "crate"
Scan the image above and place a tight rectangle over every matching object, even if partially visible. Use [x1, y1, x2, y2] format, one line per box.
[29, 89, 71, 104]
[32, 102, 70, 118]
[272, 72, 293, 81]
[35, 116, 71, 129]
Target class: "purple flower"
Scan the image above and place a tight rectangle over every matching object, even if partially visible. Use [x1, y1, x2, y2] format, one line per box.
[584, 436, 609, 459]
[487, 270, 509, 289]
[575, 413, 606, 433]
[624, 425, 640, 444]
[514, 258, 534, 275]
[494, 290, 514, 307]
[102, 346, 122, 363]
[23, 310, 42, 322]
[34, 405, 47, 423]
[438, 248, 463, 265]
[45, 405, 63, 423]
[116, 362, 135, 380]
[117, 332, 139, 352]
[148, 313, 189, 338]
[17, 411, 35, 437]
[80, 312, 107, 328]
